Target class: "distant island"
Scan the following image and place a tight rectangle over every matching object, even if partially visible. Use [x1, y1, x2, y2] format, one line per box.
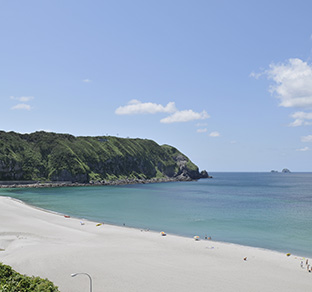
[0, 131, 210, 187]
[270, 169, 291, 173]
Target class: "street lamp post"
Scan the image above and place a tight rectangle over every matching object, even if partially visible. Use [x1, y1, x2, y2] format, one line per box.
[71, 273, 93, 292]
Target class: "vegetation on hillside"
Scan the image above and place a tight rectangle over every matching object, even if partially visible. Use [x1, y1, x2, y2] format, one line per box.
[0, 131, 206, 182]
[0, 262, 60, 292]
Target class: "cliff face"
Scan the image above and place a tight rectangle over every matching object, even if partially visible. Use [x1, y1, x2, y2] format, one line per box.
[0, 131, 209, 183]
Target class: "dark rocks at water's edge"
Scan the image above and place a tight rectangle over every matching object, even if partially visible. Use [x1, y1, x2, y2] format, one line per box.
[200, 170, 210, 178]
[0, 174, 212, 189]
[0, 171, 212, 189]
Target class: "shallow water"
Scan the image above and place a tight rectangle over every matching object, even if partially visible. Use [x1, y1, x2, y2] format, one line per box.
[1, 172, 311, 257]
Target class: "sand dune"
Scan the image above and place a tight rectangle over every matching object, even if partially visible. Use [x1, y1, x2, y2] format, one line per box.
[0, 196, 311, 292]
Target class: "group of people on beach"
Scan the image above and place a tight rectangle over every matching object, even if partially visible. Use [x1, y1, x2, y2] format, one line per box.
[301, 259, 311, 273]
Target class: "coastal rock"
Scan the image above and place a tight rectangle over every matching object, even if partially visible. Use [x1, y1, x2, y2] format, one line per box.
[200, 170, 211, 178]
[282, 168, 291, 173]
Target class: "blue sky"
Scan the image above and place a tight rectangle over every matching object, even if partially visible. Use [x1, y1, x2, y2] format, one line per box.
[2, 0, 312, 172]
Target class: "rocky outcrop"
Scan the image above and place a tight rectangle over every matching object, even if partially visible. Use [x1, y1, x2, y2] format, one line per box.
[199, 170, 210, 178]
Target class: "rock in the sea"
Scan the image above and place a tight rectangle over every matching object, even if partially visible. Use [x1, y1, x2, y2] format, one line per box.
[200, 170, 211, 178]
[282, 168, 291, 173]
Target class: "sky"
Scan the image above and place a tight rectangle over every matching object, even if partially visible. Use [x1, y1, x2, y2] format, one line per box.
[1, 0, 312, 172]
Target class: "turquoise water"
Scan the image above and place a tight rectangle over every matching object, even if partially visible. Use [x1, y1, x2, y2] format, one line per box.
[1, 172, 311, 257]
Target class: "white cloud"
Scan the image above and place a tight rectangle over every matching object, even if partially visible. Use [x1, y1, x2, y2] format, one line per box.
[196, 122, 208, 127]
[116, 100, 210, 124]
[209, 131, 220, 137]
[83, 79, 91, 83]
[296, 146, 309, 151]
[116, 100, 177, 115]
[10, 96, 34, 102]
[196, 128, 207, 133]
[265, 58, 312, 108]
[249, 71, 263, 79]
[11, 103, 32, 110]
[301, 135, 312, 142]
[160, 110, 209, 124]
[289, 111, 312, 127]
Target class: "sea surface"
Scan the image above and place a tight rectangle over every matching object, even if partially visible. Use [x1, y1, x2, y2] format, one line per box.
[1, 172, 311, 257]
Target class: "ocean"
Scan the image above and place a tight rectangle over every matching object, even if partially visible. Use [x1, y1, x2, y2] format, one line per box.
[1, 172, 311, 257]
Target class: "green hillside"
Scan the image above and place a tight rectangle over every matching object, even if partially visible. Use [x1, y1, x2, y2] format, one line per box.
[0, 131, 208, 183]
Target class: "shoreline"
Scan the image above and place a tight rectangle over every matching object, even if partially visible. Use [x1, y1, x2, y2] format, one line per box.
[4, 194, 306, 259]
[0, 176, 212, 189]
[1, 192, 310, 258]
[0, 195, 311, 292]
[4, 195, 298, 258]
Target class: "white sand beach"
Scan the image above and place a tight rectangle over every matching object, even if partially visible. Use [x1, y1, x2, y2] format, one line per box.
[0, 196, 311, 292]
